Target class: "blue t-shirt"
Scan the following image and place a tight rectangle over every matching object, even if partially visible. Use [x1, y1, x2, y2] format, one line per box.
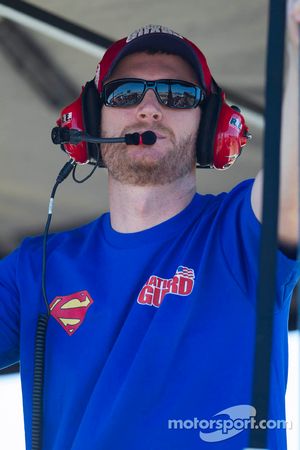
[0, 179, 299, 450]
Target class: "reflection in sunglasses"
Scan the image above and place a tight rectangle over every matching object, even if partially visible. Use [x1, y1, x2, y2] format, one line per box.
[103, 78, 205, 109]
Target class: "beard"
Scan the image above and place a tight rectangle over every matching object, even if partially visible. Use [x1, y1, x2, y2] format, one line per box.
[100, 125, 197, 186]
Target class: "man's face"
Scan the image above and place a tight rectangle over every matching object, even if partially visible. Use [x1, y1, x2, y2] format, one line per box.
[101, 52, 201, 186]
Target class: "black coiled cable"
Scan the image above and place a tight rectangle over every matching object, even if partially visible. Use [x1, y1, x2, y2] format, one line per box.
[31, 160, 76, 450]
[31, 314, 49, 450]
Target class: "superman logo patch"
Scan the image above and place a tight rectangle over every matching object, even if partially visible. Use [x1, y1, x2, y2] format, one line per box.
[50, 290, 93, 335]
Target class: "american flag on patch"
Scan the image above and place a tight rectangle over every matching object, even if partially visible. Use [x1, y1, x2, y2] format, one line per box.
[176, 266, 195, 279]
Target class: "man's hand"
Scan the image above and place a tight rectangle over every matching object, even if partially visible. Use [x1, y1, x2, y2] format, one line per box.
[251, 0, 299, 252]
[288, 0, 300, 48]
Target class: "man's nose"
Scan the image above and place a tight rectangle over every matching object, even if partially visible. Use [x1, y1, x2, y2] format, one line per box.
[136, 89, 163, 121]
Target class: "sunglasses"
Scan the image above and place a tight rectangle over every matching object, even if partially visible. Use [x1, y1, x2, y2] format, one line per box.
[102, 78, 206, 109]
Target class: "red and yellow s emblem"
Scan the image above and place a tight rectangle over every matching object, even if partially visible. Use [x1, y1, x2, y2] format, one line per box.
[50, 290, 93, 335]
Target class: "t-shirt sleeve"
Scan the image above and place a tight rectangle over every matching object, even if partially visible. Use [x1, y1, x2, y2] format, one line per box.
[217, 179, 300, 308]
[0, 246, 21, 369]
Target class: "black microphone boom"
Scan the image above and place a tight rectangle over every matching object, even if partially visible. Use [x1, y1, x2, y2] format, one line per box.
[51, 127, 157, 146]
[124, 133, 140, 145]
[124, 131, 157, 145]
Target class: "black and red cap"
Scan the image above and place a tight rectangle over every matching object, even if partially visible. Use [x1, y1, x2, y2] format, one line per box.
[94, 25, 213, 95]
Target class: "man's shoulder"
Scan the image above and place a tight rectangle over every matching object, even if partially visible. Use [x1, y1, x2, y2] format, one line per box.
[195, 178, 255, 215]
[19, 215, 104, 256]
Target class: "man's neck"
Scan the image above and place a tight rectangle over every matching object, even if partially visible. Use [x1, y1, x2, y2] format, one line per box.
[108, 173, 197, 233]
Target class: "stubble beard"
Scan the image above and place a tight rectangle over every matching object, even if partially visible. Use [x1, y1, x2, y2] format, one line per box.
[100, 126, 197, 186]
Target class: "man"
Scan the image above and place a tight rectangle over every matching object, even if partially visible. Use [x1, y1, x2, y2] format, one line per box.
[1, 3, 300, 450]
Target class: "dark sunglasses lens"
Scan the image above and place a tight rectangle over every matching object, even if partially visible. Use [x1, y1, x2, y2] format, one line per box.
[156, 82, 197, 108]
[105, 81, 145, 106]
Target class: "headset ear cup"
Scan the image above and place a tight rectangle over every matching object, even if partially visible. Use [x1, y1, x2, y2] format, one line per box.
[82, 80, 104, 166]
[196, 93, 222, 168]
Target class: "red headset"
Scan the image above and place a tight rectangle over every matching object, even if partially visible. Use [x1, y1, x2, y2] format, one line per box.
[55, 26, 251, 169]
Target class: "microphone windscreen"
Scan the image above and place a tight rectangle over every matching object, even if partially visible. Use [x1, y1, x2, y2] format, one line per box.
[141, 131, 157, 145]
[124, 133, 140, 145]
